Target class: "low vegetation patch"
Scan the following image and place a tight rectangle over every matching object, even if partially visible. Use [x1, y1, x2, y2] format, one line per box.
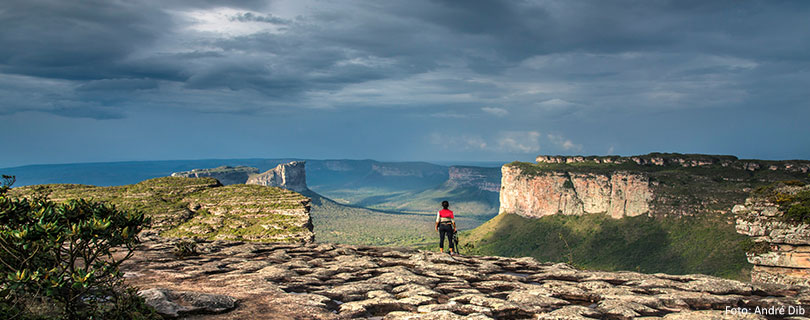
[460, 212, 751, 280]
[754, 181, 810, 224]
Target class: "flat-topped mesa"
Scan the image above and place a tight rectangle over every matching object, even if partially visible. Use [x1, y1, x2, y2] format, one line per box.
[246, 161, 308, 193]
[446, 166, 501, 193]
[9, 177, 314, 243]
[501, 153, 810, 220]
[171, 166, 259, 185]
[536, 153, 810, 172]
[735, 183, 810, 286]
[500, 165, 652, 219]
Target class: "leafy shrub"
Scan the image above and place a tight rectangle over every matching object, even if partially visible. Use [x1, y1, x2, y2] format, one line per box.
[741, 239, 772, 255]
[752, 181, 810, 224]
[782, 190, 810, 224]
[0, 175, 159, 319]
[173, 239, 199, 258]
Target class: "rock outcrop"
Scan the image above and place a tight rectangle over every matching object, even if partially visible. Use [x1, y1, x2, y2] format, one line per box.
[536, 153, 810, 173]
[138, 288, 237, 318]
[446, 166, 501, 193]
[735, 184, 810, 286]
[171, 166, 260, 185]
[247, 161, 308, 192]
[122, 237, 810, 319]
[500, 165, 653, 218]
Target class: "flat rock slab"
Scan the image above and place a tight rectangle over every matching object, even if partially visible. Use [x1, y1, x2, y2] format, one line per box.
[139, 288, 237, 318]
[120, 239, 810, 319]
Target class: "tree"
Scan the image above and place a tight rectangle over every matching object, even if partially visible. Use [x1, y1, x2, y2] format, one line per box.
[0, 175, 158, 319]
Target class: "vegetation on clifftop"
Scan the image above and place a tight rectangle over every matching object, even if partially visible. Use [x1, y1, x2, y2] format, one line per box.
[9, 177, 312, 243]
[754, 181, 810, 224]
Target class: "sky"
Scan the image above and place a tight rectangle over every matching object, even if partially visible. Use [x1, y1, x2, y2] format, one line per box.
[1, 0, 809, 168]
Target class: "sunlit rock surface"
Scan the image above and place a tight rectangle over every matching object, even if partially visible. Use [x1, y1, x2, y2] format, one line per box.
[122, 237, 810, 319]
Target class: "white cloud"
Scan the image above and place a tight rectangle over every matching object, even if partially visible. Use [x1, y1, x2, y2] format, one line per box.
[429, 133, 487, 150]
[547, 134, 583, 152]
[431, 131, 586, 155]
[537, 98, 576, 109]
[497, 131, 541, 153]
[178, 8, 287, 37]
[481, 107, 509, 117]
[430, 112, 468, 119]
[430, 131, 541, 154]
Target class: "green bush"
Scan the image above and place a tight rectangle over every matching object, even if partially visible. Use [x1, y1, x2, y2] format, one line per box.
[173, 239, 199, 258]
[0, 175, 158, 319]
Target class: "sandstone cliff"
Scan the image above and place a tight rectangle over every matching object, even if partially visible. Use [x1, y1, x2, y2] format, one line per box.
[446, 166, 501, 193]
[171, 165, 259, 185]
[500, 165, 652, 218]
[247, 161, 308, 192]
[500, 154, 810, 219]
[735, 184, 810, 286]
[9, 177, 314, 243]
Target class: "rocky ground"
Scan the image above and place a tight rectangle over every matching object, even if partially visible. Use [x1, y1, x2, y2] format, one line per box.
[121, 237, 810, 319]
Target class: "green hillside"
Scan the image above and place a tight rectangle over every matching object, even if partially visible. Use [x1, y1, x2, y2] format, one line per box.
[460, 212, 753, 280]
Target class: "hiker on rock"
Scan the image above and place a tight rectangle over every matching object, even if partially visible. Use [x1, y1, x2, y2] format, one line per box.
[435, 200, 456, 255]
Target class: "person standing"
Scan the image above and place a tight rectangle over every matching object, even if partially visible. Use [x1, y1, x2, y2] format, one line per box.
[435, 200, 456, 255]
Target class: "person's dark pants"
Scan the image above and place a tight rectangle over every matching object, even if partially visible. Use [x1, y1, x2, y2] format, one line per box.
[438, 223, 454, 251]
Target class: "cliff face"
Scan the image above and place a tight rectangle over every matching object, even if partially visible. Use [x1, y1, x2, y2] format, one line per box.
[500, 153, 810, 220]
[499, 166, 652, 218]
[171, 166, 259, 185]
[246, 161, 308, 192]
[446, 166, 501, 193]
[735, 185, 810, 286]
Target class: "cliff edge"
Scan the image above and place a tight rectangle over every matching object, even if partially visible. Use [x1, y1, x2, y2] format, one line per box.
[171, 161, 309, 192]
[735, 183, 810, 286]
[247, 161, 308, 192]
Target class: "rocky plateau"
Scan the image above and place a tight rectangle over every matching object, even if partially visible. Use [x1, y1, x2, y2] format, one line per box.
[173, 161, 309, 193]
[123, 235, 810, 319]
[172, 166, 261, 186]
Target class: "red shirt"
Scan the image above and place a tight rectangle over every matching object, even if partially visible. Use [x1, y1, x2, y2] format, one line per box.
[439, 209, 454, 219]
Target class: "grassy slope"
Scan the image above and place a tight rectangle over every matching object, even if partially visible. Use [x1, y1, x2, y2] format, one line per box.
[307, 191, 483, 247]
[460, 212, 752, 280]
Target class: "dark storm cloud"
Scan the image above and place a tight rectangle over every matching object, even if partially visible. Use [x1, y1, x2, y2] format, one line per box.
[230, 12, 290, 25]
[0, 0, 808, 125]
